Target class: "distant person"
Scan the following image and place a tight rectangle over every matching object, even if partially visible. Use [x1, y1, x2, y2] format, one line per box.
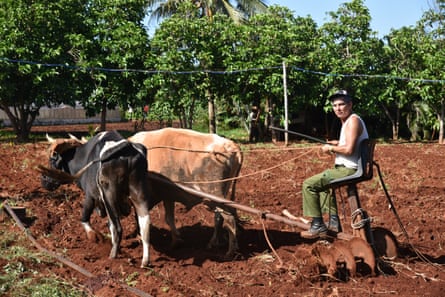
[300, 90, 369, 238]
[249, 105, 261, 142]
[143, 105, 149, 120]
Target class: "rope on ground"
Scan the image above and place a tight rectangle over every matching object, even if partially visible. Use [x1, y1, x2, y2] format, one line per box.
[259, 213, 284, 268]
[2, 202, 153, 297]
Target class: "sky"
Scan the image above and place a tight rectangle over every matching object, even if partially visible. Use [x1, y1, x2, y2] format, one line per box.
[268, 0, 431, 37]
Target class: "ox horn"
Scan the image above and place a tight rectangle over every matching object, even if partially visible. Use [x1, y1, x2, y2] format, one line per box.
[46, 133, 56, 143]
[68, 133, 87, 144]
[68, 133, 80, 141]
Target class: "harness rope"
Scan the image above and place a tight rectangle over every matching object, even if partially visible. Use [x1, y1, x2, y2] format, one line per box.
[162, 146, 318, 185]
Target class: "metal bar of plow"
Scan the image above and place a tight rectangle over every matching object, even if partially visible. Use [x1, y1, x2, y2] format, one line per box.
[148, 173, 352, 240]
[148, 172, 310, 230]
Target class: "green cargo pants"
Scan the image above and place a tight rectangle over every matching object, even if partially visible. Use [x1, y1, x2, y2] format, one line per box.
[302, 165, 356, 217]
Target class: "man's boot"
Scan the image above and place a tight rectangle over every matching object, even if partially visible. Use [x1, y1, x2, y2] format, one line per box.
[326, 214, 342, 233]
[301, 217, 328, 239]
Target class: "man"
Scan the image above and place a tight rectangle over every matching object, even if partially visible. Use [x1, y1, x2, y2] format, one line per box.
[249, 104, 261, 142]
[300, 90, 368, 239]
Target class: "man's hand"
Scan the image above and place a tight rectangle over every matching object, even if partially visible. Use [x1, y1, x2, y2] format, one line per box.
[321, 144, 335, 154]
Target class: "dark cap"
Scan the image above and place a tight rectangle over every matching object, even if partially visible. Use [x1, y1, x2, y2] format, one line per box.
[329, 90, 352, 103]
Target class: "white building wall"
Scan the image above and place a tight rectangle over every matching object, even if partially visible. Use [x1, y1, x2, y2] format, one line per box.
[0, 104, 122, 126]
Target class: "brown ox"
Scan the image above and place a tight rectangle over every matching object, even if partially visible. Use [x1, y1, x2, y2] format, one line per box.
[129, 128, 243, 256]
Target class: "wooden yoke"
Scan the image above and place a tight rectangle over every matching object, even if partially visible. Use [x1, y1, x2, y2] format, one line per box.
[327, 139, 376, 243]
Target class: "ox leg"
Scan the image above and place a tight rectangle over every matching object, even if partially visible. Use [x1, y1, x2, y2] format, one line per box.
[208, 209, 225, 249]
[208, 207, 239, 257]
[107, 212, 123, 260]
[164, 200, 183, 248]
[81, 197, 103, 242]
[134, 206, 151, 268]
[221, 210, 238, 256]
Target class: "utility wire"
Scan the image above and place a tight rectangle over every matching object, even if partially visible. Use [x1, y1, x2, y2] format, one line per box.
[1, 56, 444, 84]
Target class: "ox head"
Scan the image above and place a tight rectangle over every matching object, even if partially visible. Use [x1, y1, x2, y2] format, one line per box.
[40, 134, 85, 191]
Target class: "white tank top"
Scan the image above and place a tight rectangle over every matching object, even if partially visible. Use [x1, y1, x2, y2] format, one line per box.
[335, 114, 368, 169]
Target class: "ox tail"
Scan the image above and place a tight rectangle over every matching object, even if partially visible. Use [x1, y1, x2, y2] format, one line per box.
[36, 159, 99, 183]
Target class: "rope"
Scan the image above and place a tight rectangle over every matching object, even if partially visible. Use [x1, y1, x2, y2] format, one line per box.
[173, 147, 317, 185]
[146, 145, 240, 155]
[2, 202, 153, 297]
[259, 214, 284, 268]
[350, 208, 371, 229]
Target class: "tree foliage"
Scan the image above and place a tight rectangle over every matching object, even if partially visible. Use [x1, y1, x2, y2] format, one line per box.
[1, 0, 445, 143]
[68, 0, 149, 131]
[0, 0, 149, 141]
[147, 0, 268, 24]
[0, 0, 87, 141]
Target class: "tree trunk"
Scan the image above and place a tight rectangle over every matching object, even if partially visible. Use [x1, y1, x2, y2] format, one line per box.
[439, 100, 444, 144]
[0, 104, 35, 143]
[395, 106, 400, 140]
[100, 99, 107, 132]
[380, 103, 398, 140]
[207, 89, 216, 134]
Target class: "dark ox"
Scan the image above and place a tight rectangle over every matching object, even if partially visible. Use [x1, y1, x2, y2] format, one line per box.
[39, 131, 152, 267]
[129, 127, 243, 256]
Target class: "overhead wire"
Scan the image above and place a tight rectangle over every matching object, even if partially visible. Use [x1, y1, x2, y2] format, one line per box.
[1, 56, 445, 84]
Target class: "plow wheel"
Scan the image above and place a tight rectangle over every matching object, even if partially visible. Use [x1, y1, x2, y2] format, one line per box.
[348, 237, 376, 276]
[312, 237, 377, 279]
[312, 240, 356, 280]
[372, 227, 398, 260]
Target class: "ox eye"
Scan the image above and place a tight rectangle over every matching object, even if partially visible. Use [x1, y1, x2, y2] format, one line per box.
[100, 180, 109, 188]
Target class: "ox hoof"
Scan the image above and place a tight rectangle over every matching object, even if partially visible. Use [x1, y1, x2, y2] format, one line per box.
[140, 261, 152, 269]
[86, 230, 105, 243]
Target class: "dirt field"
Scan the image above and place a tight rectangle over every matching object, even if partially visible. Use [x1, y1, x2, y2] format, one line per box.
[1, 122, 444, 297]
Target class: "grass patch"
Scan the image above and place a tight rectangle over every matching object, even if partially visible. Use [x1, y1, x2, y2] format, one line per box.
[0, 225, 88, 297]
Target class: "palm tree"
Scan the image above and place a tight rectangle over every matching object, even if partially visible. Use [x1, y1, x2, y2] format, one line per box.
[147, 0, 268, 24]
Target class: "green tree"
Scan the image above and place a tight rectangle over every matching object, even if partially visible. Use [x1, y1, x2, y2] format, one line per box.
[317, 0, 385, 125]
[0, 0, 87, 141]
[69, 0, 150, 131]
[148, 0, 267, 133]
[148, 3, 238, 130]
[0, 0, 150, 141]
[381, 27, 425, 140]
[231, 6, 321, 132]
[416, 0, 445, 143]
